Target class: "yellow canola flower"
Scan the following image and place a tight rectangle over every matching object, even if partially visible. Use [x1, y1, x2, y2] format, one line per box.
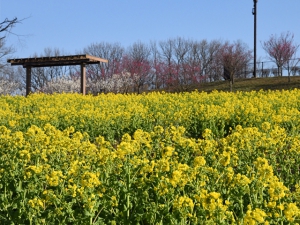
[155, 176, 170, 196]
[220, 151, 231, 167]
[116, 141, 136, 159]
[277, 204, 285, 211]
[111, 195, 118, 207]
[46, 170, 64, 187]
[8, 120, 17, 127]
[170, 170, 182, 187]
[193, 156, 206, 167]
[133, 129, 152, 145]
[284, 203, 300, 222]
[28, 197, 44, 210]
[209, 192, 220, 199]
[268, 179, 288, 201]
[2, 90, 300, 223]
[122, 133, 132, 142]
[12, 131, 24, 147]
[266, 201, 276, 208]
[198, 190, 227, 211]
[153, 125, 164, 135]
[19, 150, 31, 161]
[169, 163, 190, 188]
[232, 173, 251, 187]
[27, 165, 43, 174]
[155, 158, 170, 172]
[68, 160, 79, 176]
[202, 128, 213, 139]
[68, 184, 78, 197]
[80, 171, 101, 188]
[254, 157, 274, 181]
[244, 207, 267, 224]
[163, 146, 174, 158]
[140, 160, 155, 174]
[225, 167, 235, 183]
[261, 121, 271, 131]
[173, 195, 194, 211]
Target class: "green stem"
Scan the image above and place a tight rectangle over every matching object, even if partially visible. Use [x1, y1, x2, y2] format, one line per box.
[126, 157, 131, 221]
[239, 198, 244, 219]
[127, 193, 130, 220]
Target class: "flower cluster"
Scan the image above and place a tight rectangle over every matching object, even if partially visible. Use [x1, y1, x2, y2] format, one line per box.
[0, 90, 300, 224]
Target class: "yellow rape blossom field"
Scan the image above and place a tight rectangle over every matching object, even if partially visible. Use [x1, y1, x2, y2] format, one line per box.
[1, 90, 300, 224]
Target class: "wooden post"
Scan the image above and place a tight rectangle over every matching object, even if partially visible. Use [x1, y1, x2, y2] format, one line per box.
[80, 63, 86, 95]
[26, 66, 32, 96]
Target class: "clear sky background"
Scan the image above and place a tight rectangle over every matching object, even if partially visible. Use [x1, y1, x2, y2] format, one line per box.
[1, 0, 299, 61]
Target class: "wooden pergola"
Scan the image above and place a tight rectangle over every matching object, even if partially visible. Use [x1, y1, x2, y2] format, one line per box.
[7, 54, 108, 96]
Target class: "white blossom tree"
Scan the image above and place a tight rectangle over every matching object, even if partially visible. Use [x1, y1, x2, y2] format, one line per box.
[41, 76, 80, 94]
[0, 77, 20, 95]
[87, 72, 134, 94]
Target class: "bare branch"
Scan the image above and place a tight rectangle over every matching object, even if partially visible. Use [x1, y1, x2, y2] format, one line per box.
[0, 17, 20, 40]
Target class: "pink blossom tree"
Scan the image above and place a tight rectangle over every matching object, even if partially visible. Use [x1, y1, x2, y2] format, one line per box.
[120, 55, 152, 93]
[262, 31, 299, 77]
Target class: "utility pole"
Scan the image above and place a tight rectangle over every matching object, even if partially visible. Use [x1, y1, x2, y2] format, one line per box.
[252, 0, 258, 78]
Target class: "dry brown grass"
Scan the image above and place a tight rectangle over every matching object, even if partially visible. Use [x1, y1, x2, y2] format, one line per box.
[196, 76, 300, 93]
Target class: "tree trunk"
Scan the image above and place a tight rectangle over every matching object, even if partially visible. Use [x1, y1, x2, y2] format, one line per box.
[229, 74, 234, 92]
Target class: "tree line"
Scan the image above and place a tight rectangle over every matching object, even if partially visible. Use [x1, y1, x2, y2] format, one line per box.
[0, 18, 299, 95]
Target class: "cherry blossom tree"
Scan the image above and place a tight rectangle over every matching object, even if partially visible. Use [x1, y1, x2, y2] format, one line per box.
[119, 55, 151, 93]
[262, 31, 299, 77]
[116, 42, 152, 93]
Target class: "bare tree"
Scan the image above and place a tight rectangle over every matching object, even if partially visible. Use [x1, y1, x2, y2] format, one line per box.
[0, 17, 20, 40]
[82, 42, 124, 94]
[261, 69, 271, 78]
[0, 66, 24, 95]
[218, 40, 252, 91]
[27, 48, 77, 93]
[0, 17, 25, 95]
[158, 37, 196, 91]
[149, 41, 162, 89]
[0, 39, 14, 70]
[291, 64, 300, 76]
[285, 58, 300, 81]
[172, 37, 191, 90]
[159, 38, 175, 90]
[262, 31, 299, 77]
[156, 38, 223, 90]
[0, 17, 22, 71]
[183, 40, 202, 88]
[197, 39, 222, 82]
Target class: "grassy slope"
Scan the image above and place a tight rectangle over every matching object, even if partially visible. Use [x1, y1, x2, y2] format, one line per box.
[197, 76, 300, 93]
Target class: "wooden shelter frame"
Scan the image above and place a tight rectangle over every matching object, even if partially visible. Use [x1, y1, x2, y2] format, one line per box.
[7, 54, 108, 96]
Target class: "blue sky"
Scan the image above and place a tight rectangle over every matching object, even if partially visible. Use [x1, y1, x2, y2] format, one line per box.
[1, 0, 299, 61]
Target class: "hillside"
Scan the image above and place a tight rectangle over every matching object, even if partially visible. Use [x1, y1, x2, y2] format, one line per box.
[198, 76, 300, 92]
